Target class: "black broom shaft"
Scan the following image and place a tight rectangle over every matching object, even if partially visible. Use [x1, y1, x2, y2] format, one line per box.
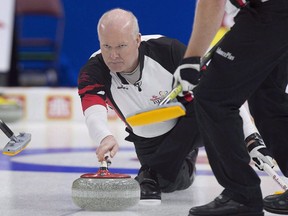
[0, 119, 14, 138]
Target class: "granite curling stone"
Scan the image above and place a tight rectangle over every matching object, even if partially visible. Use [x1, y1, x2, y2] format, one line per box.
[72, 158, 140, 211]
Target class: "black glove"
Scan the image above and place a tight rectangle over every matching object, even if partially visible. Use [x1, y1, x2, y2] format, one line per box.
[246, 133, 274, 171]
[173, 57, 201, 96]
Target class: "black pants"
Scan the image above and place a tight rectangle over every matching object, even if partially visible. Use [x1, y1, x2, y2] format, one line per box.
[193, 0, 288, 208]
[248, 58, 288, 177]
[125, 101, 202, 182]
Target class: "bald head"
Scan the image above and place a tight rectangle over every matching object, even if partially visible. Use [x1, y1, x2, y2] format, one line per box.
[97, 8, 139, 39]
[97, 8, 141, 73]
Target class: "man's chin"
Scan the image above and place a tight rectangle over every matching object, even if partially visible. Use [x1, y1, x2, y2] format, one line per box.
[110, 69, 126, 73]
[110, 70, 122, 73]
[108, 66, 124, 73]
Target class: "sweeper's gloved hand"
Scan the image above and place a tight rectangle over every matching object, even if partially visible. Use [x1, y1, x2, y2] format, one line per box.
[246, 133, 274, 171]
[96, 135, 119, 162]
[173, 57, 201, 96]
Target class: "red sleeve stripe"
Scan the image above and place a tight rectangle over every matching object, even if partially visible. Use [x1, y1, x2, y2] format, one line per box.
[78, 83, 104, 95]
[81, 94, 107, 112]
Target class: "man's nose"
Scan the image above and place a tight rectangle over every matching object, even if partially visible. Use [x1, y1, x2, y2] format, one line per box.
[110, 49, 119, 59]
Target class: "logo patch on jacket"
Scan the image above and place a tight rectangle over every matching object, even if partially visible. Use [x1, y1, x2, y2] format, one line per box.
[150, 91, 168, 104]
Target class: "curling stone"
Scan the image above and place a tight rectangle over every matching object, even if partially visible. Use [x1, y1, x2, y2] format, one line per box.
[72, 157, 140, 211]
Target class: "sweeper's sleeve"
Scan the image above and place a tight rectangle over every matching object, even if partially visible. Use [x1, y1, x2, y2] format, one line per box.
[84, 105, 113, 145]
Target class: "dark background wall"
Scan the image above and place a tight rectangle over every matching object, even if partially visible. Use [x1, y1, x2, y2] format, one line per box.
[54, 0, 196, 86]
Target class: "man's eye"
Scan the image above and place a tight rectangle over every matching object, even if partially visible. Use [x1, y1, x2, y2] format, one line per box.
[103, 45, 111, 49]
[119, 44, 127, 48]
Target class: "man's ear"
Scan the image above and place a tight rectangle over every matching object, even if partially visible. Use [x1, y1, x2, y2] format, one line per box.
[136, 33, 142, 46]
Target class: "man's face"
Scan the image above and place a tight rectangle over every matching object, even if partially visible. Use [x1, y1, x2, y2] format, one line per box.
[99, 25, 141, 73]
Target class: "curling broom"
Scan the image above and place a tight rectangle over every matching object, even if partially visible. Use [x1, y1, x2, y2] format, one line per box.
[126, 33, 224, 127]
[0, 119, 31, 156]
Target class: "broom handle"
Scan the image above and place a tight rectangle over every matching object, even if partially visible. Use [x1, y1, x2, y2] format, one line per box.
[159, 35, 224, 106]
[263, 163, 288, 191]
[0, 119, 14, 139]
[159, 84, 183, 106]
